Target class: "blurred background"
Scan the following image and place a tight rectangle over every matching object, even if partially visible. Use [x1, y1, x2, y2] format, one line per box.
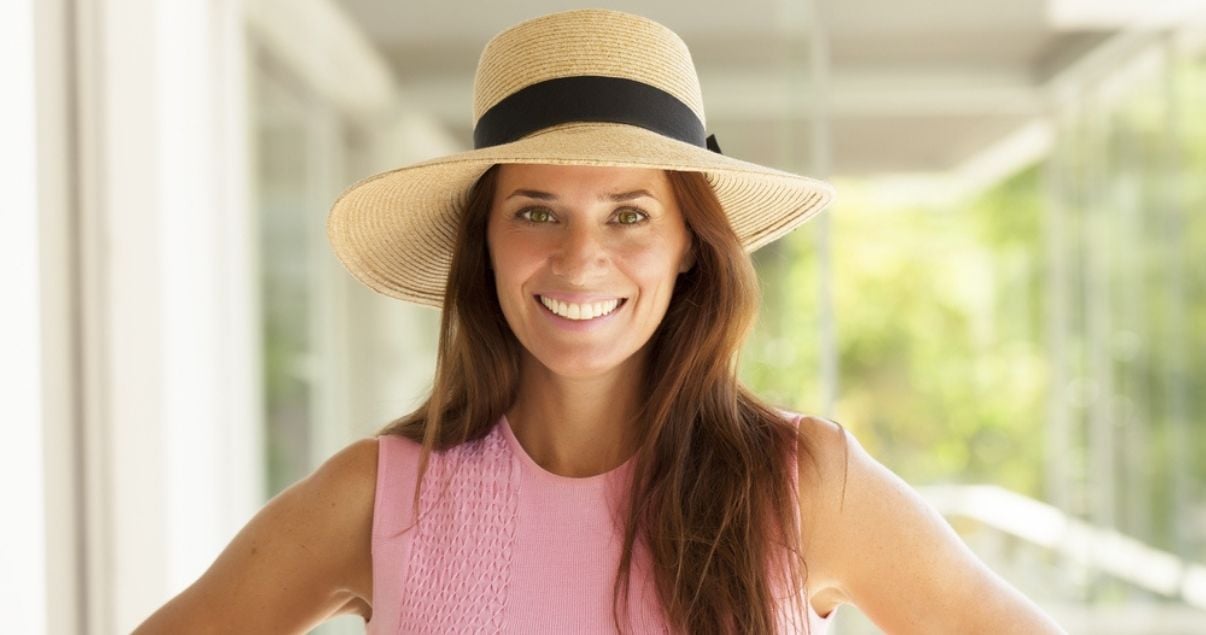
[3, 0, 1204, 633]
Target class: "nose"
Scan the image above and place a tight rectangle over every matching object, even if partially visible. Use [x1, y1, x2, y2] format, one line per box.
[550, 223, 608, 284]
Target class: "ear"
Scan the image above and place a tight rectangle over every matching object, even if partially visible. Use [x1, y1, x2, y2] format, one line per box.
[678, 244, 696, 273]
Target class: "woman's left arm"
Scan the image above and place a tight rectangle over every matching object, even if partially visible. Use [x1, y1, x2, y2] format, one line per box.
[800, 417, 1067, 634]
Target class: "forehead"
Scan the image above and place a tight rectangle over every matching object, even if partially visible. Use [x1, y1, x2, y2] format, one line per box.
[494, 163, 670, 197]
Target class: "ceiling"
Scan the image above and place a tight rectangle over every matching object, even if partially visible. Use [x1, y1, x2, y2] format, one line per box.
[327, 0, 1195, 182]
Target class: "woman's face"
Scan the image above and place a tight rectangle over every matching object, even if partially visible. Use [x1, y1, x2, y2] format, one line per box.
[486, 163, 695, 380]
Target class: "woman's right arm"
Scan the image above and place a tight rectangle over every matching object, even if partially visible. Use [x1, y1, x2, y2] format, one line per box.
[132, 437, 380, 634]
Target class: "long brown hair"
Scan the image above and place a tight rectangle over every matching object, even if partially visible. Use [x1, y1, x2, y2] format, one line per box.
[380, 163, 842, 633]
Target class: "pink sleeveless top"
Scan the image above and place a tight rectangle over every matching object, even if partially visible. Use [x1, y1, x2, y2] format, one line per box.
[367, 412, 837, 634]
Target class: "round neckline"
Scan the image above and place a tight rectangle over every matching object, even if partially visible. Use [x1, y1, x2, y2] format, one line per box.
[499, 413, 638, 484]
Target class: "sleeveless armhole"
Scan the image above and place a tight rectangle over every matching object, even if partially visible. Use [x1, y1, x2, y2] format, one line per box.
[783, 410, 840, 632]
[368, 433, 424, 635]
[372, 434, 417, 538]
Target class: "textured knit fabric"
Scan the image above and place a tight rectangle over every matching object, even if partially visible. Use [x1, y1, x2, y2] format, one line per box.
[368, 412, 837, 634]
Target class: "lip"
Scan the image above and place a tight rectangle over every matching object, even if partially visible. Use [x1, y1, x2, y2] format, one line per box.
[533, 295, 627, 331]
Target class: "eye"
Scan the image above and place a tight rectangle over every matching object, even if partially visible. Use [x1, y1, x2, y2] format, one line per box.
[613, 208, 649, 225]
[517, 207, 556, 224]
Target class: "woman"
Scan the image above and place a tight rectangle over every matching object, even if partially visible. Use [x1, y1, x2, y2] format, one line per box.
[136, 9, 1066, 634]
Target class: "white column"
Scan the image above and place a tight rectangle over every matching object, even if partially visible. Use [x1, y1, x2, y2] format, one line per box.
[0, 1, 48, 634]
[804, 0, 838, 418]
[35, 0, 87, 631]
[155, 0, 263, 600]
[73, 0, 261, 631]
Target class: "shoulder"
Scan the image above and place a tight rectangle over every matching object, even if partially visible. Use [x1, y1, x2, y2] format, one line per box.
[792, 416, 923, 616]
[261, 436, 382, 611]
[235, 436, 381, 621]
[792, 416, 912, 589]
[315, 436, 381, 493]
[788, 413, 852, 529]
[132, 437, 383, 631]
[295, 437, 381, 533]
[311, 438, 382, 538]
[789, 415, 853, 609]
[311, 437, 381, 567]
[251, 436, 382, 620]
[792, 417, 1065, 632]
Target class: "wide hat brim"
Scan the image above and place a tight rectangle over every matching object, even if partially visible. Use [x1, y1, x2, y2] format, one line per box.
[326, 121, 836, 308]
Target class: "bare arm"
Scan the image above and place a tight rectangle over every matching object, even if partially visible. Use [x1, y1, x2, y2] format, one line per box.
[799, 417, 1066, 634]
[133, 437, 379, 634]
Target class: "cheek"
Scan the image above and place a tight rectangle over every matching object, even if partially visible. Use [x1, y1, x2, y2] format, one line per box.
[618, 240, 684, 295]
[489, 233, 543, 290]
[486, 240, 530, 331]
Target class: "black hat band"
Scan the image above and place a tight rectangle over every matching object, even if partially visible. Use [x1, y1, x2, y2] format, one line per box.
[473, 75, 721, 154]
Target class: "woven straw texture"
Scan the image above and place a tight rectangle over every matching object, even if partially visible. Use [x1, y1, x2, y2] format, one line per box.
[326, 9, 836, 308]
[473, 8, 704, 126]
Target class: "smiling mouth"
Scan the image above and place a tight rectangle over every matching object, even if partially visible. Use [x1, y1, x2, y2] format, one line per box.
[535, 295, 627, 320]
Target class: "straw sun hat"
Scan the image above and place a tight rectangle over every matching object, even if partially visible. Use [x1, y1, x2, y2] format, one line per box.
[326, 8, 836, 308]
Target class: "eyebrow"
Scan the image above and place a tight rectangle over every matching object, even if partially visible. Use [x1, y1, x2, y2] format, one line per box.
[504, 188, 658, 202]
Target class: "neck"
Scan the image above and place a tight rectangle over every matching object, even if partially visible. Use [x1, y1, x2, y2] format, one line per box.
[506, 351, 646, 478]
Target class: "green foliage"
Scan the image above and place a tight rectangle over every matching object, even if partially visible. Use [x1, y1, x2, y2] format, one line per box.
[741, 55, 1206, 564]
[741, 179, 1048, 496]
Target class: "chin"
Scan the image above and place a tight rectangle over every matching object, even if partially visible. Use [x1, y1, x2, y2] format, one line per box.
[532, 350, 630, 380]
[544, 360, 622, 380]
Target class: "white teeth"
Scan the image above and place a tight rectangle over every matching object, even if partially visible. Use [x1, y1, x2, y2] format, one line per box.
[539, 296, 621, 320]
